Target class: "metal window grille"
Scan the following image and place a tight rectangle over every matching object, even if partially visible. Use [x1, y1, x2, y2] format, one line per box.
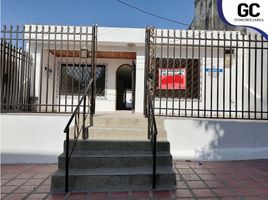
[60, 64, 105, 96]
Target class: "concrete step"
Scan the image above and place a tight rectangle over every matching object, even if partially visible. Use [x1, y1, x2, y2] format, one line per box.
[70, 127, 167, 141]
[88, 127, 147, 141]
[94, 115, 147, 128]
[58, 151, 172, 169]
[64, 140, 170, 152]
[52, 136, 175, 192]
[93, 115, 165, 129]
[51, 167, 176, 192]
[69, 114, 167, 140]
[87, 127, 167, 141]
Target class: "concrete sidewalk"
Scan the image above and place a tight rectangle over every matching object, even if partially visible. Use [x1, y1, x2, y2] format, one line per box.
[1, 160, 268, 199]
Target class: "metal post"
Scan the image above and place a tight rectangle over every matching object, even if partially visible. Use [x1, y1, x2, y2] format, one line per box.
[147, 85, 151, 140]
[131, 60, 136, 113]
[152, 133, 156, 189]
[90, 87, 94, 127]
[144, 28, 150, 117]
[91, 25, 97, 115]
[82, 95, 88, 140]
[65, 129, 69, 193]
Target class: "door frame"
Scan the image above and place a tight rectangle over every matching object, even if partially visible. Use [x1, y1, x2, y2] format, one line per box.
[115, 63, 135, 111]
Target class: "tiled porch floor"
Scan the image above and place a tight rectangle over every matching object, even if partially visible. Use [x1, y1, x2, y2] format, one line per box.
[1, 160, 268, 200]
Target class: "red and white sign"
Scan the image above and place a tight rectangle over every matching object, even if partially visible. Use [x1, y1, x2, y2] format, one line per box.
[158, 68, 186, 90]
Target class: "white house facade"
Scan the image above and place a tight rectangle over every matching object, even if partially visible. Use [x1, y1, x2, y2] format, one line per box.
[1, 25, 268, 163]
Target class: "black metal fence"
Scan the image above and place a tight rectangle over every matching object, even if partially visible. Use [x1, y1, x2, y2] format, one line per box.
[1, 39, 32, 112]
[145, 28, 268, 120]
[1, 25, 97, 113]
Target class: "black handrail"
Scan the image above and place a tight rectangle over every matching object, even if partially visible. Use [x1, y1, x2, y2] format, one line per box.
[63, 78, 93, 193]
[146, 80, 158, 189]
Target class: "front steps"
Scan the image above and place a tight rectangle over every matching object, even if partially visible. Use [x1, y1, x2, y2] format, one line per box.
[51, 113, 176, 192]
[51, 140, 176, 192]
[88, 113, 167, 141]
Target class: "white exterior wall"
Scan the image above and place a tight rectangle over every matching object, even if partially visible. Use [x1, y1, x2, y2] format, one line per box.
[1, 114, 67, 163]
[165, 118, 268, 161]
[1, 114, 268, 163]
[135, 47, 146, 113]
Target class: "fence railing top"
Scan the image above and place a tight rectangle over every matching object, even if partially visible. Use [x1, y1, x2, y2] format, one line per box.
[1, 25, 96, 34]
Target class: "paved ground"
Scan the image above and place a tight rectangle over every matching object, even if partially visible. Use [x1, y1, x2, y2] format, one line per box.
[1, 160, 268, 200]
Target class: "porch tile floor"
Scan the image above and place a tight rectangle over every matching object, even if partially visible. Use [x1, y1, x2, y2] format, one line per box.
[1, 160, 268, 200]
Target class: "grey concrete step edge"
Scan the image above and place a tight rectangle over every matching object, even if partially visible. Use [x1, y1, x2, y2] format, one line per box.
[89, 127, 146, 130]
[93, 120, 148, 127]
[63, 140, 170, 152]
[51, 174, 176, 191]
[87, 127, 166, 133]
[88, 125, 166, 130]
[52, 166, 176, 176]
[75, 119, 146, 127]
[93, 116, 165, 121]
[51, 168, 176, 191]
[92, 121, 165, 129]
[51, 185, 177, 193]
[74, 115, 165, 124]
[60, 151, 172, 157]
[76, 117, 166, 129]
[57, 156, 173, 169]
[50, 167, 176, 192]
[87, 128, 148, 135]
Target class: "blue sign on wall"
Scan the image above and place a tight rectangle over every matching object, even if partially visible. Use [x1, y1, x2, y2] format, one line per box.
[205, 68, 224, 78]
[205, 68, 223, 73]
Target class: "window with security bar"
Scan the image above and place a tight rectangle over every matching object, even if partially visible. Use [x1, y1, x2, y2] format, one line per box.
[60, 64, 106, 96]
[154, 58, 200, 99]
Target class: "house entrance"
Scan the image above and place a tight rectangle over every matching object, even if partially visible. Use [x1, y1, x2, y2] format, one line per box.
[116, 64, 133, 110]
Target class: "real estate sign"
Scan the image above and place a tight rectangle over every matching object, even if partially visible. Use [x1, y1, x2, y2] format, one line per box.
[158, 68, 186, 90]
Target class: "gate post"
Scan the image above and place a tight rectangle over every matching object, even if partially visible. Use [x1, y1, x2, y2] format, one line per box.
[132, 60, 136, 113]
[144, 27, 155, 117]
[91, 25, 97, 114]
[144, 28, 150, 117]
